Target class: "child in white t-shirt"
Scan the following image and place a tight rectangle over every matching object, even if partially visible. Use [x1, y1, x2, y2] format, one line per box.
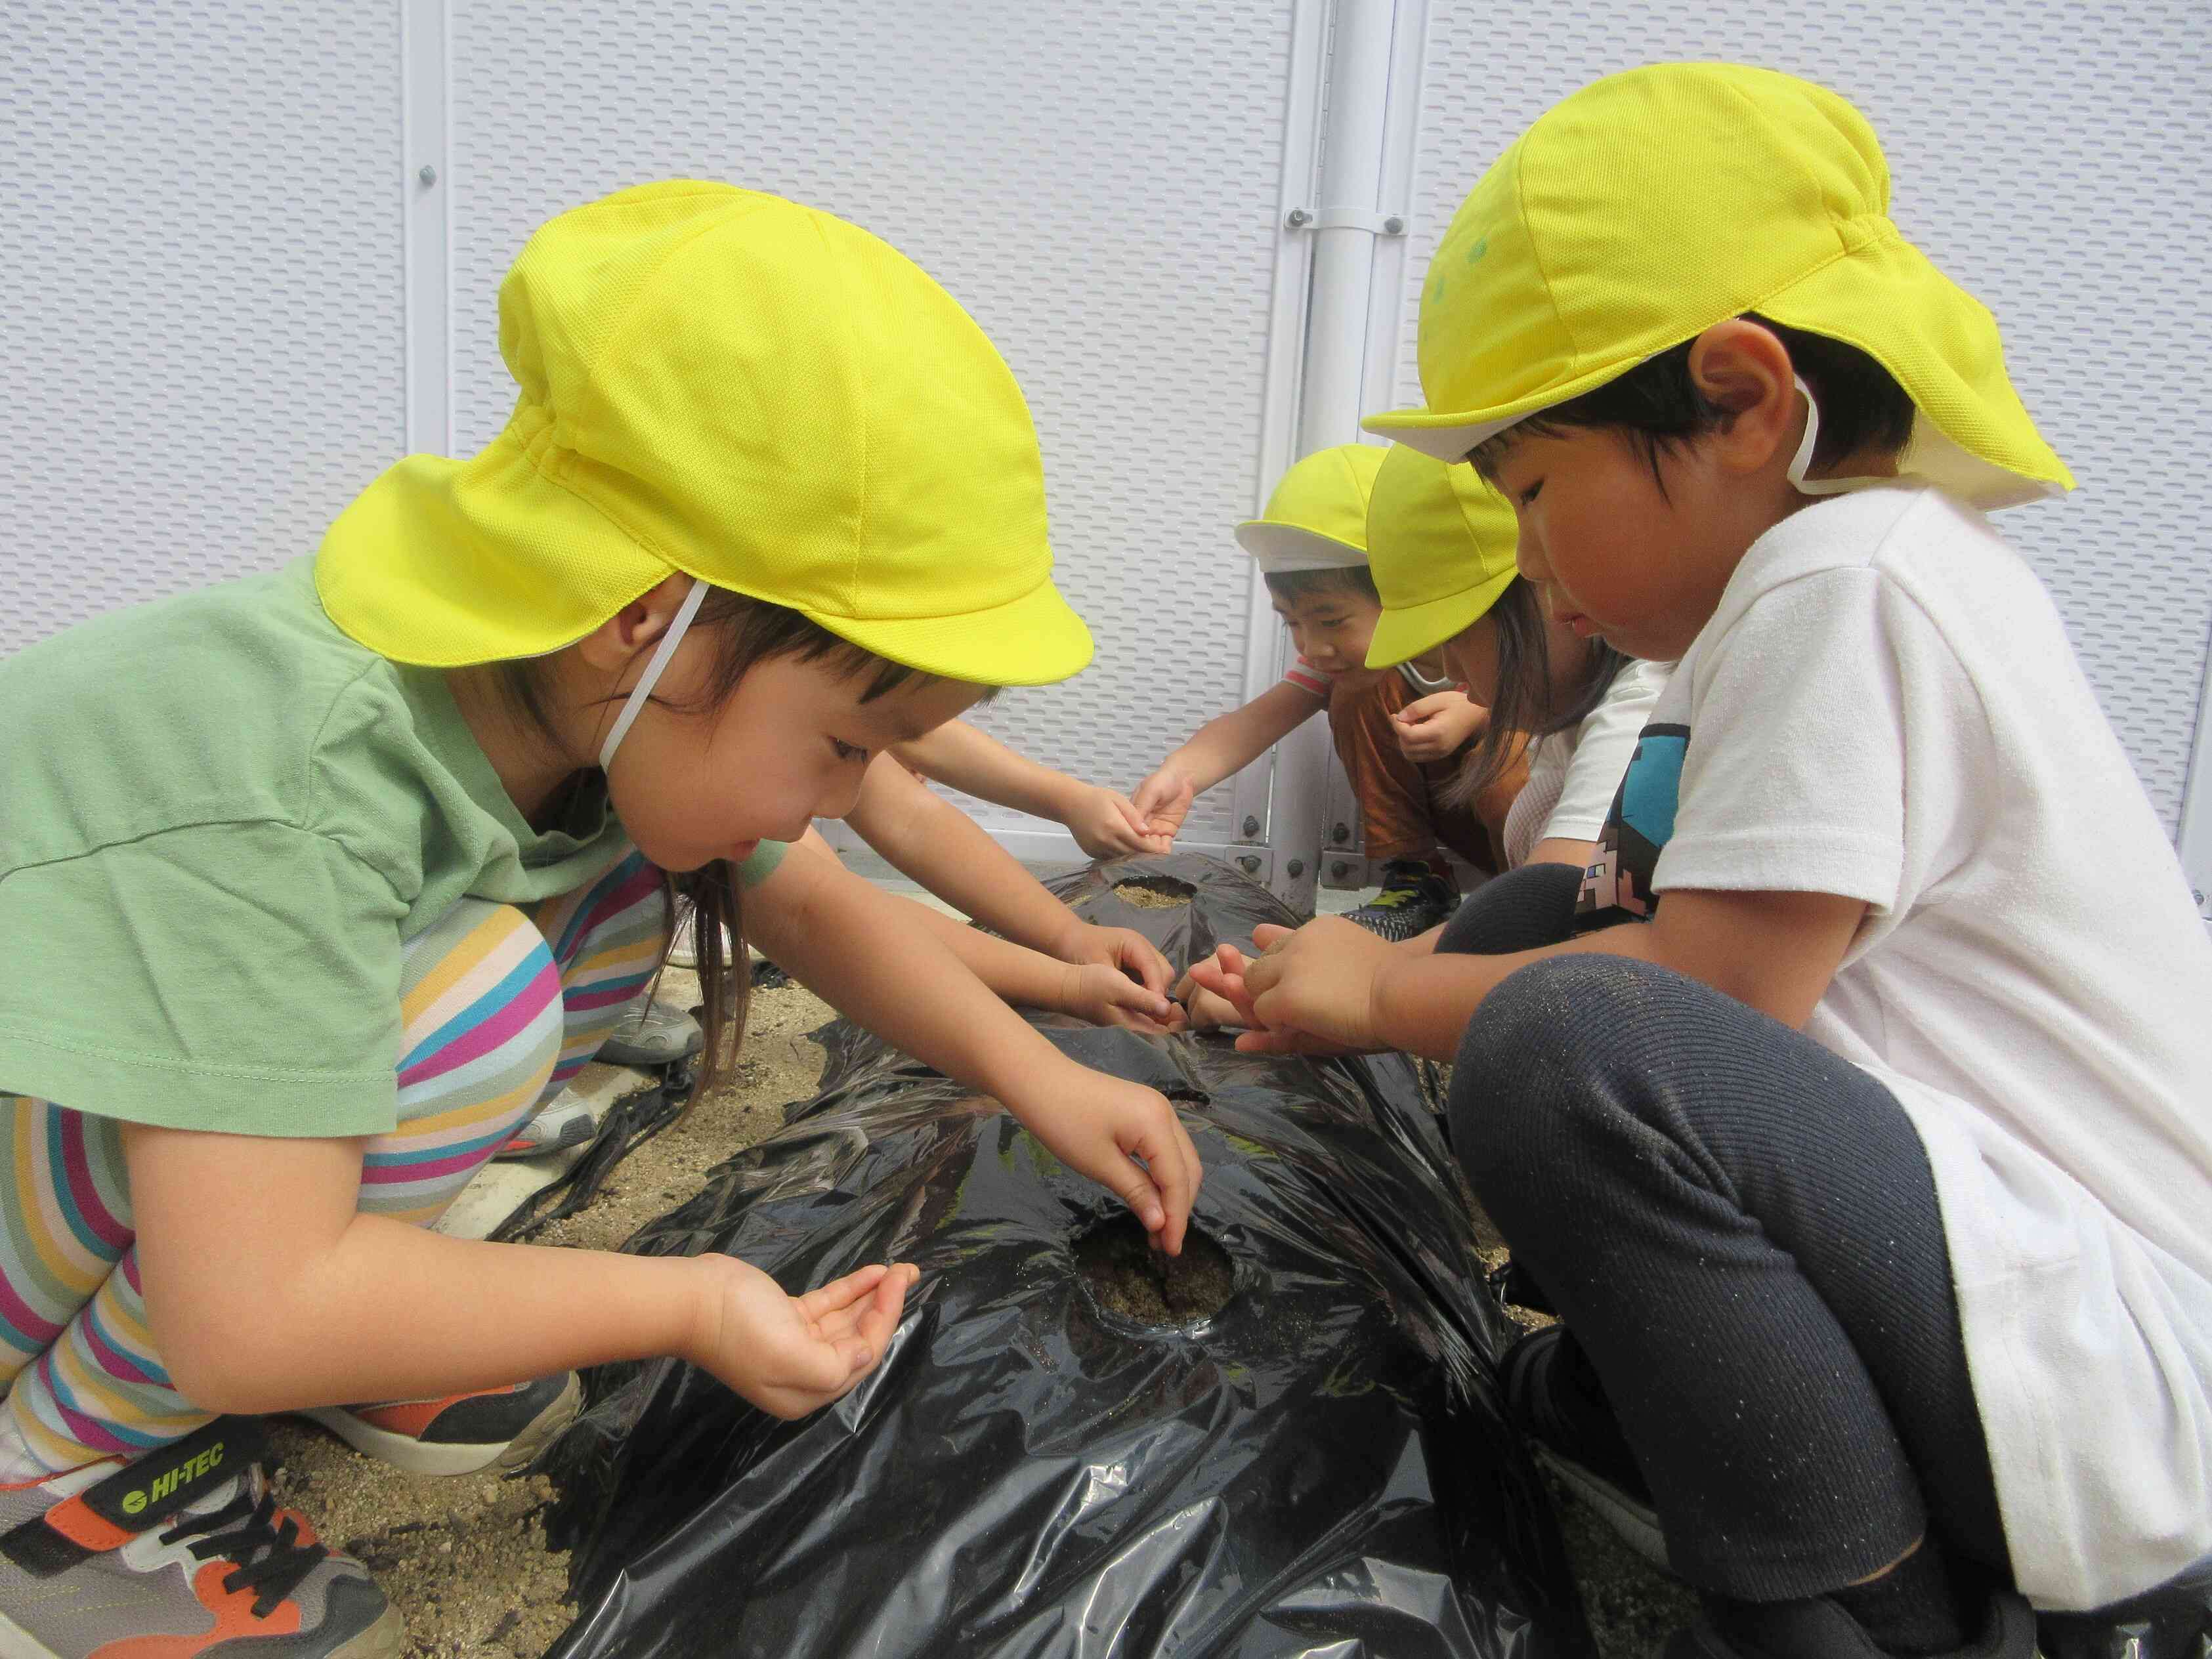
[1195, 64, 2212, 1659]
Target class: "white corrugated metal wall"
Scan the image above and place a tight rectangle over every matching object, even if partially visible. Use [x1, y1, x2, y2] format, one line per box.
[6, 1, 2209, 912]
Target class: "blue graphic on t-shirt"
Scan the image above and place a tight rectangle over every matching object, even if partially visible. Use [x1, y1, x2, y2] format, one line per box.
[1619, 732, 1686, 850]
[1575, 723, 1690, 927]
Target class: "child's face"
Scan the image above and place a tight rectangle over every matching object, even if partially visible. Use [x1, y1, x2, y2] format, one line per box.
[608, 648, 985, 873]
[1483, 324, 1813, 661]
[1442, 606, 1594, 717]
[1487, 429, 1762, 662]
[1271, 584, 1383, 675]
[1439, 616, 1502, 704]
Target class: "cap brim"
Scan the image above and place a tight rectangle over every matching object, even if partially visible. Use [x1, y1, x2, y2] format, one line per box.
[1365, 567, 1518, 668]
[1369, 232, 2075, 507]
[819, 574, 1094, 687]
[317, 443, 674, 667]
[321, 431, 1094, 686]
[1233, 520, 1369, 572]
[1360, 408, 1521, 463]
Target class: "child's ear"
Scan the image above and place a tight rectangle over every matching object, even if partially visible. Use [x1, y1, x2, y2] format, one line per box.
[1686, 319, 1799, 475]
[576, 574, 696, 673]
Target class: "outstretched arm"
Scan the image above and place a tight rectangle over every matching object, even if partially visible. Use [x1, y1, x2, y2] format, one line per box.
[1191, 888, 1865, 1061]
[895, 720, 1165, 856]
[747, 847, 1203, 1248]
[129, 1127, 915, 1424]
[788, 828, 1178, 1029]
[843, 757, 1174, 995]
[1131, 680, 1323, 844]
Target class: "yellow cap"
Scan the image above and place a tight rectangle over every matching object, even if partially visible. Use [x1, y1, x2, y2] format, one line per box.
[1366, 64, 2072, 511]
[317, 180, 1092, 684]
[1233, 444, 1388, 571]
[1364, 446, 1520, 667]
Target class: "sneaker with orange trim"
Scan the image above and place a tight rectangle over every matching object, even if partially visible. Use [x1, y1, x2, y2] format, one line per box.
[0, 1416, 399, 1658]
[299, 1372, 581, 1477]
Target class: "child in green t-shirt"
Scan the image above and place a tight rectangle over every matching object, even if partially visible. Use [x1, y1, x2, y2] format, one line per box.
[0, 182, 1200, 1659]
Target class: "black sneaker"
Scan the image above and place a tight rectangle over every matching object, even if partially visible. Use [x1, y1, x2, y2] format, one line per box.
[1664, 1584, 2040, 1658]
[1344, 859, 1459, 942]
[1503, 1324, 1670, 1571]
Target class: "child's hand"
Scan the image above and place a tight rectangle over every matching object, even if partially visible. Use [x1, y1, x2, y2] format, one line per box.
[1061, 921, 1175, 995]
[1187, 923, 1387, 1055]
[1172, 967, 1246, 1032]
[1059, 962, 1188, 1033]
[1130, 766, 1198, 845]
[685, 1256, 918, 1419]
[1392, 689, 1487, 764]
[1064, 784, 1171, 858]
[1011, 1062, 1203, 1253]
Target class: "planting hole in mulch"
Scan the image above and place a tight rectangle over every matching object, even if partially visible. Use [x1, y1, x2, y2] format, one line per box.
[1075, 1212, 1235, 1328]
[1111, 875, 1195, 908]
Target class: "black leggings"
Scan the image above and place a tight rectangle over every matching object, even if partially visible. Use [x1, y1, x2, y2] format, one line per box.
[1439, 864, 2010, 1598]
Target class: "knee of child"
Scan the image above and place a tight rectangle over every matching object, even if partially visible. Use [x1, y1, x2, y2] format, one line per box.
[1448, 954, 1666, 1194]
[154, 1318, 274, 1418]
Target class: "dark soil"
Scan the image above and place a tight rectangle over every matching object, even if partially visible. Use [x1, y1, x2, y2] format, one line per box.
[1076, 1213, 1235, 1324]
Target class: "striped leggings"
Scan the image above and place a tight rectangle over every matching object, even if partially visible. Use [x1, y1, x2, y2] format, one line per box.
[0, 849, 670, 1473]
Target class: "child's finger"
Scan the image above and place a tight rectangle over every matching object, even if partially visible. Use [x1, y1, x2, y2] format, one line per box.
[1128, 1123, 1195, 1257]
[1107, 975, 1176, 1020]
[1250, 923, 1294, 952]
[1115, 937, 1174, 997]
[1102, 1156, 1168, 1243]
[797, 1263, 891, 1320]
[852, 1265, 911, 1354]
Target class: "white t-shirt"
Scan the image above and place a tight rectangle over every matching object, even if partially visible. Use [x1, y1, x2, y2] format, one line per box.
[1579, 484, 2212, 1610]
[1502, 658, 1670, 867]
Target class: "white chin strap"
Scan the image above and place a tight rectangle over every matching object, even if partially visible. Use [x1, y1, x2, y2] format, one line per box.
[597, 578, 710, 772]
[1786, 374, 1888, 497]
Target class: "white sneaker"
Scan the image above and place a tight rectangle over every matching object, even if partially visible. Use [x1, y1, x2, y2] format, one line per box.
[493, 1091, 597, 1161]
[666, 918, 733, 970]
[595, 998, 702, 1067]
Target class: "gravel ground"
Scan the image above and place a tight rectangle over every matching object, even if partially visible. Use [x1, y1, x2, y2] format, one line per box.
[265, 979, 1689, 1658]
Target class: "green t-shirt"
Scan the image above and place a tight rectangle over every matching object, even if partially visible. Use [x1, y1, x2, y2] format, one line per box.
[0, 558, 784, 1137]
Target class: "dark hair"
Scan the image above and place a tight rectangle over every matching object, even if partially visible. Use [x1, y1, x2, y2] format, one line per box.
[1472, 315, 1915, 495]
[1447, 578, 1627, 808]
[496, 588, 983, 1096]
[1262, 565, 1380, 606]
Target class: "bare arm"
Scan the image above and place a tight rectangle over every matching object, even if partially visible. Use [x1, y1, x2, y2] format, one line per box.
[1525, 836, 1599, 869]
[843, 757, 1174, 994]
[1132, 679, 1324, 842]
[744, 849, 1202, 1245]
[128, 1127, 912, 1421]
[787, 828, 1178, 1029]
[1369, 888, 1864, 1059]
[893, 721, 1162, 857]
[1193, 889, 1865, 1063]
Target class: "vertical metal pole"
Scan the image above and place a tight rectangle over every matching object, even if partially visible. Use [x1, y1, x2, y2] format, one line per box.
[1265, 0, 1401, 912]
[1231, 0, 1332, 885]
[401, 0, 452, 457]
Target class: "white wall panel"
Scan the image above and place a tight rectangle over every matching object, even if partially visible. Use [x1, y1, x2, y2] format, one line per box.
[444, 0, 1302, 850]
[1388, 1, 2212, 832]
[3, 1, 406, 652]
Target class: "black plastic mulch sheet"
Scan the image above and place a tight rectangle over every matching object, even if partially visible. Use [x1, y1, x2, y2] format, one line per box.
[543, 853, 1592, 1658]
